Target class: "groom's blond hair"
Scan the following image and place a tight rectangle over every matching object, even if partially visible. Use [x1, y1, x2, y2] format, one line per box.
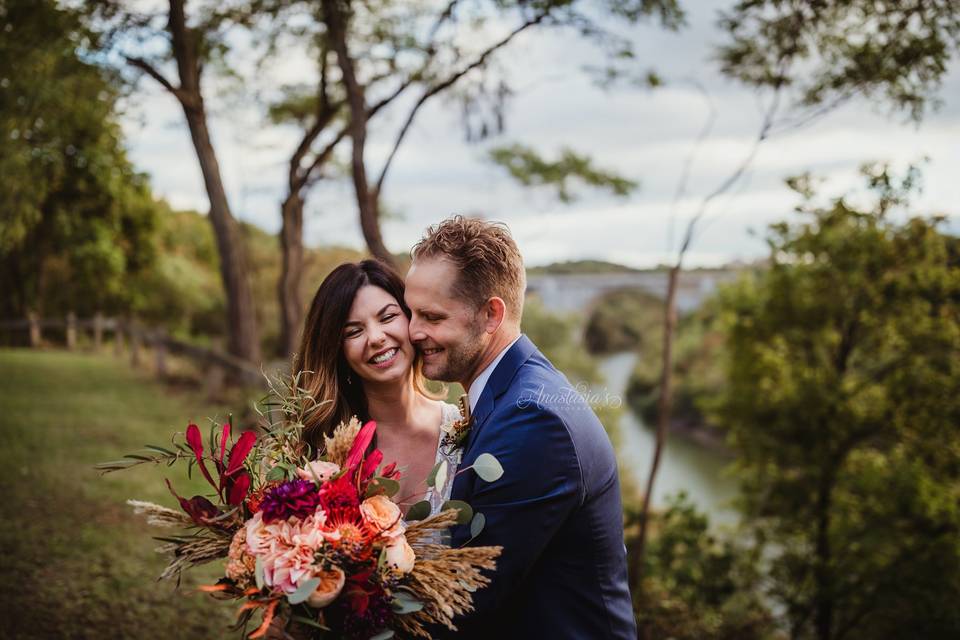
[411, 215, 525, 323]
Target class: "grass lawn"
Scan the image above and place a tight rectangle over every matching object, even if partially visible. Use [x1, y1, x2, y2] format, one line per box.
[0, 348, 264, 639]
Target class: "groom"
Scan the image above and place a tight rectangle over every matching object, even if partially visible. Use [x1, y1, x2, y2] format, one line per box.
[404, 216, 636, 639]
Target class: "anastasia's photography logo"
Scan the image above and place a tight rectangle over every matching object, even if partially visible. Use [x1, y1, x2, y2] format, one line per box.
[516, 382, 623, 411]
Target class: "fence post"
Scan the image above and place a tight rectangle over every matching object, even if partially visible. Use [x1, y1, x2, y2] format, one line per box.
[93, 312, 103, 350]
[28, 311, 41, 347]
[154, 329, 168, 380]
[114, 318, 124, 357]
[66, 312, 77, 350]
[129, 318, 141, 367]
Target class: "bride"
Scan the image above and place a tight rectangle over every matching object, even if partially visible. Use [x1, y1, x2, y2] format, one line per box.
[292, 259, 461, 515]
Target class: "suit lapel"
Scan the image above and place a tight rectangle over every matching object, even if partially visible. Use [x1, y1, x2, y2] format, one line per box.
[460, 334, 538, 461]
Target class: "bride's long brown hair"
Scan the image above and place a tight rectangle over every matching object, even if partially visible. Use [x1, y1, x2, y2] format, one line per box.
[293, 259, 440, 452]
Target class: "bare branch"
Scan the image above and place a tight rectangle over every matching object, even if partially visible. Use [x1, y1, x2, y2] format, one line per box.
[301, 125, 350, 188]
[667, 79, 717, 253]
[124, 55, 181, 99]
[374, 10, 550, 197]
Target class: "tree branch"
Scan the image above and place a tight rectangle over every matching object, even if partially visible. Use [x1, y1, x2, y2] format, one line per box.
[373, 10, 550, 198]
[124, 55, 183, 101]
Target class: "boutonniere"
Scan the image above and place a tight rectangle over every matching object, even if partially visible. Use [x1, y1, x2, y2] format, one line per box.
[439, 393, 473, 455]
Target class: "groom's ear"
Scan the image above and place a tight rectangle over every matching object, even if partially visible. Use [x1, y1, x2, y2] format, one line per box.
[481, 297, 507, 334]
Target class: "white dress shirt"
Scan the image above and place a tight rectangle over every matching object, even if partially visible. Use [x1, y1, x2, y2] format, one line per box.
[467, 334, 522, 414]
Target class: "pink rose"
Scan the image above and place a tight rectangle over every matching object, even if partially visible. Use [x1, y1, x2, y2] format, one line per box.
[297, 460, 341, 484]
[305, 568, 346, 608]
[384, 535, 416, 573]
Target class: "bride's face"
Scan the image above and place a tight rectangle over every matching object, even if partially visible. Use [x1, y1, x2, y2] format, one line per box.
[340, 285, 415, 385]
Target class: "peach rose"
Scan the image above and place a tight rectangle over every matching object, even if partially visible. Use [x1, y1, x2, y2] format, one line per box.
[359, 494, 402, 534]
[384, 535, 416, 573]
[305, 568, 346, 608]
[297, 460, 341, 484]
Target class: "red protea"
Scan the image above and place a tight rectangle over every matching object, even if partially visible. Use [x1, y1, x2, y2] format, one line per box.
[319, 473, 361, 521]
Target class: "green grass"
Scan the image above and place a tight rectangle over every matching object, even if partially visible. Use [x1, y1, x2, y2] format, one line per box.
[0, 348, 260, 639]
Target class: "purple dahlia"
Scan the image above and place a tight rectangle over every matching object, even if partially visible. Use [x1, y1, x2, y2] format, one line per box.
[260, 478, 322, 523]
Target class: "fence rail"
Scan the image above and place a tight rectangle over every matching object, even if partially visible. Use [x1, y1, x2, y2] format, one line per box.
[0, 312, 267, 391]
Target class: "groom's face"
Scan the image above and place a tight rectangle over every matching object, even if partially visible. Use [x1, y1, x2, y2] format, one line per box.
[405, 257, 486, 384]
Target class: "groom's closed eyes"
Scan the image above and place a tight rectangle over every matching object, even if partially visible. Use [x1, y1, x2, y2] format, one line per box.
[417, 310, 447, 323]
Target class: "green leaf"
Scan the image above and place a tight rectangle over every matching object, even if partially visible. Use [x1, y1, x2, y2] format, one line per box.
[405, 500, 431, 521]
[255, 556, 265, 591]
[426, 460, 443, 488]
[143, 444, 177, 456]
[287, 577, 321, 605]
[472, 453, 504, 482]
[391, 590, 424, 614]
[470, 512, 486, 538]
[290, 615, 330, 631]
[365, 477, 400, 498]
[266, 465, 286, 482]
[441, 500, 473, 525]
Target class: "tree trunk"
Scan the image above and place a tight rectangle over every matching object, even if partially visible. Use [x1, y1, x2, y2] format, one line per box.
[167, 0, 260, 363]
[633, 265, 680, 587]
[323, 0, 394, 267]
[180, 102, 261, 363]
[278, 193, 305, 358]
[814, 473, 835, 640]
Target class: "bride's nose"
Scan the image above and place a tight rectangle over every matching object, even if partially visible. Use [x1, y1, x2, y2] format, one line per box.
[367, 324, 387, 347]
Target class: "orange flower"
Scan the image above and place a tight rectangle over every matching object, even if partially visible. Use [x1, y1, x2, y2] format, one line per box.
[359, 495, 402, 534]
[306, 568, 346, 608]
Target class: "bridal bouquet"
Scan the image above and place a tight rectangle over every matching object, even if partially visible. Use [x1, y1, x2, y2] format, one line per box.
[97, 374, 502, 639]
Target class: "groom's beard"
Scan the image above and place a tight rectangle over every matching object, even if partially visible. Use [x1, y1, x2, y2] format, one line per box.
[424, 322, 484, 383]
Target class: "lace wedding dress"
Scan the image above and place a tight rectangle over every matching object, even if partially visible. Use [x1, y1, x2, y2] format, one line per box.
[422, 401, 463, 516]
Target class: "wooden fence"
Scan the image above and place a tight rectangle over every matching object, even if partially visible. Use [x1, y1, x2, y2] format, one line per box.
[0, 312, 268, 392]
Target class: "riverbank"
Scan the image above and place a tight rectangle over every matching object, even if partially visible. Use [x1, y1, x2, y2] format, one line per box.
[597, 352, 740, 526]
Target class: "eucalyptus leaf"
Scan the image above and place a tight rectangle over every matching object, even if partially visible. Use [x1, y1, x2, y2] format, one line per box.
[391, 590, 424, 614]
[470, 512, 486, 538]
[472, 453, 504, 482]
[441, 500, 474, 525]
[288, 577, 321, 605]
[366, 477, 400, 498]
[405, 500, 431, 521]
[266, 465, 286, 481]
[370, 630, 395, 640]
[426, 460, 443, 488]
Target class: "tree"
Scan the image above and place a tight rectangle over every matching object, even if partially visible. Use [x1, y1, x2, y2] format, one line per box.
[597, 0, 960, 587]
[0, 0, 158, 320]
[324, 0, 681, 265]
[708, 166, 960, 640]
[91, 0, 261, 362]
[258, 0, 675, 356]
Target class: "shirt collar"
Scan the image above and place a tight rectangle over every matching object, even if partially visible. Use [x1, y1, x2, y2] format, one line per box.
[467, 334, 522, 414]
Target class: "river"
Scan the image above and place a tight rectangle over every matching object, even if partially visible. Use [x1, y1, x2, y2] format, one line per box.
[597, 352, 740, 527]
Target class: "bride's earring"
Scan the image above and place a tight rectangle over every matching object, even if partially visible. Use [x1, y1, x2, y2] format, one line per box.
[346, 372, 353, 386]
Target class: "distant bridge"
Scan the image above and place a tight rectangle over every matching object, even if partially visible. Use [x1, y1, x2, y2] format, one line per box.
[526, 270, 742, 315]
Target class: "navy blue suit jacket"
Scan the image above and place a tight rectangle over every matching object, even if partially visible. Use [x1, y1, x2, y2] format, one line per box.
[444, 334, 636, 639]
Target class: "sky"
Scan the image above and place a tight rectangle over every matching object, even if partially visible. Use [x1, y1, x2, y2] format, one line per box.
[120, 0, 960, 269]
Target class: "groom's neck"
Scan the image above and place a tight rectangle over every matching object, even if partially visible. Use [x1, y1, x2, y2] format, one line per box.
[460, 328, 521, 392]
